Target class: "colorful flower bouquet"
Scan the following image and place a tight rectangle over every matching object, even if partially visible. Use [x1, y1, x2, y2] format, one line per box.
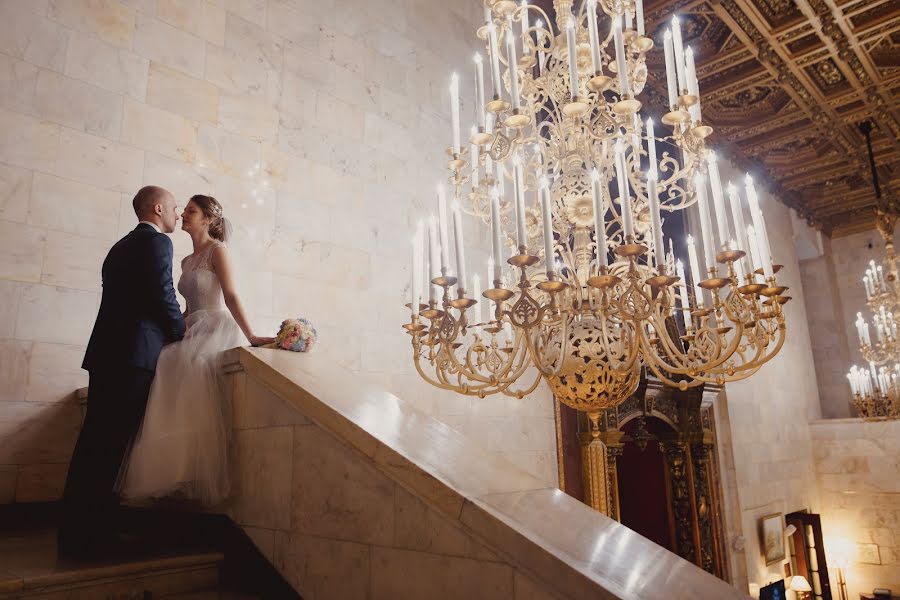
[275, 318, 317, 352]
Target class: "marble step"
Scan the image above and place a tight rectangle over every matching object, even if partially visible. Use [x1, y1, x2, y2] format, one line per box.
[0, 529, 224, 599]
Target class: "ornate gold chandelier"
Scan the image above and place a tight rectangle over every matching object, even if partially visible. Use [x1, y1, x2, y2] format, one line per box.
[848, 211, 900, 419]
[402, 0, 790, 428]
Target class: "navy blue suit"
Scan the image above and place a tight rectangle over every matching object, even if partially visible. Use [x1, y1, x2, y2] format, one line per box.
[61, 223, 186, 552]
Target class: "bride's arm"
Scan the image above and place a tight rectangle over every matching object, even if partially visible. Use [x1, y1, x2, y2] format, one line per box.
[211, 246, 275, 347]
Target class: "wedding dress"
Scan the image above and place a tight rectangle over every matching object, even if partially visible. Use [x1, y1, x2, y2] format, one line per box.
[117, 240, 244, 505]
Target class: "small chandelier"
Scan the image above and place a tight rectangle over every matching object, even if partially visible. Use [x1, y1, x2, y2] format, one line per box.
[846, 121, 900, 420]
[402, 0, 789, 428]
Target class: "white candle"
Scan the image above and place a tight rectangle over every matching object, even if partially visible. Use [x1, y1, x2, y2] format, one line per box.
[730, 238, 745, 282]
[684, 47, 701, 121]
[411, 222, 423, 316]
[487, 24, 503, 100]
[676, 260, 693, 332]
[490, 189, 502, 280]
[520, 0, 529, 54]
[614, 141, 634, 239]
[513, 153, 527, 250]
[484, 4, 492, 23]
[428, 217, 439, 301]
[744, 175, 774, 279]
[450, 73, 461, 154]
[565, 19, 579, 100]
[672, 16, 687, 94]
[473, 53, 486, 129]
[877, 265, 884, 291]
[587, 0, 601, 75]
[695, 174, 716, 273]
[452, 202, 467, 286]
[540, 176, 554, 278]
[505, 23, 521, 110]
[746, 224, 762, 279]
[613, 16, 630, 98]
[687, 235, 704, 308]
[635, 0, 645, 36]
[727, 183, 747, 254]
[647, 118, 658, 178]
[707, 152, 730, 247]
[864, 276, 872, 300]
[591, 168, 608, 269]
[437, 184, 450, 272]
[536, 19, 546, 75]
[648, 177, 665, 270]
[663, 30, 678, 110]
[471, 131, 480, 189]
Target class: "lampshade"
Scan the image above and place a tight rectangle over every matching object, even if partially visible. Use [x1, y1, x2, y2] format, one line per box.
[790, 576, 812, 592]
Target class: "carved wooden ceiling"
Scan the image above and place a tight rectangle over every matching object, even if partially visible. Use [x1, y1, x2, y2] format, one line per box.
[536, 0, 900, 236]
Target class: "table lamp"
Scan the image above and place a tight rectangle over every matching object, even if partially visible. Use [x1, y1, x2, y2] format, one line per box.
[790, 575, 812, 600]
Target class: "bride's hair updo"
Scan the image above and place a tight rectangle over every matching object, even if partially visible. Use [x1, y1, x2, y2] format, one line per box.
[190, 194, 230, 242]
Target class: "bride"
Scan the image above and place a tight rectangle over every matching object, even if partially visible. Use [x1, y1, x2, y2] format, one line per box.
[117, 194, 274, 505]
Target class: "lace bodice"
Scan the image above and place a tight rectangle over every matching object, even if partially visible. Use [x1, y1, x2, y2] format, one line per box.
[178, 241, 225, 313]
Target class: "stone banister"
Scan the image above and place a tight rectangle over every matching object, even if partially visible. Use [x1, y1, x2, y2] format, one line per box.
[221, 347, 749, 599]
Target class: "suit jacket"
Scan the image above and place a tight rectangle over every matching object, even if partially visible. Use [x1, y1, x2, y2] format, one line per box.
[83, 223, 186, 372]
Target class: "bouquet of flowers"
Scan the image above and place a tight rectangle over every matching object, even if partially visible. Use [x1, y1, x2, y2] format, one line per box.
[275, 318, 317, 352]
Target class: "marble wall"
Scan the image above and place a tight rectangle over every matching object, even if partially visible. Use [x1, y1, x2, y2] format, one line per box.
[701, 158, 823, 592]
[810, 419, 900, 600]
[0, 0, 557, 504]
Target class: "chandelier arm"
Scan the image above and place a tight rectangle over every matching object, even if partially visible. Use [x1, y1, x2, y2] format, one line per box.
[499, 368, 544, 399]
[526, 311, 572, 377]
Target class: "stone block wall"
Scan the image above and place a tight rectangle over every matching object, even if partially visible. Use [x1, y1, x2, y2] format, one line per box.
[811, 419, 900, 600]
[0, 0, 557, 503]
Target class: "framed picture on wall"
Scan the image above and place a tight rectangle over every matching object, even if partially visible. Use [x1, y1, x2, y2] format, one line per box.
[761, 513, 786, 565]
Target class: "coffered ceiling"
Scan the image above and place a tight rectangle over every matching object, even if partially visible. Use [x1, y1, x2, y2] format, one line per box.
[536, 0, 900, 236]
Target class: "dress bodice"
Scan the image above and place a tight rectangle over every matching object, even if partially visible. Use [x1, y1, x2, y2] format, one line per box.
[178, 241, 225, 312]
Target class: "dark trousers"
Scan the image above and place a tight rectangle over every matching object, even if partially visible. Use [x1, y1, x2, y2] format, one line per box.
[59, 367, 154, 547]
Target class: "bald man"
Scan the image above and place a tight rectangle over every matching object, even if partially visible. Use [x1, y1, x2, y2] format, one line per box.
[60, 185, 186, 557]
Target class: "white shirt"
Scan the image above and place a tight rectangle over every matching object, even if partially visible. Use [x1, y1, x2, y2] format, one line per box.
[138, 220, 162, 233]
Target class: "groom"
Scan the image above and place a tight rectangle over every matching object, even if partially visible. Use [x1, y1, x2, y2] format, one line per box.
[59, 185, 186, 556]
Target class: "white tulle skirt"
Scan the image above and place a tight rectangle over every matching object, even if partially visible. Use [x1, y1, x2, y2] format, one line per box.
[117, 309, 244, 506]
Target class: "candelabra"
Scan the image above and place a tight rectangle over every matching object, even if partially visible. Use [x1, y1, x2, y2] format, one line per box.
[847, 211, 900, 419]
[403, 0, 790, 431]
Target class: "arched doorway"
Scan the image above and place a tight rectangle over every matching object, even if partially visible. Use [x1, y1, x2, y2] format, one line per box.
[617, 416, 676, 551]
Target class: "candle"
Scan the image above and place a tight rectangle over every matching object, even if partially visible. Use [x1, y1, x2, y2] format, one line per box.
[450, 73, 460, 154]
[437, 184, 450, 272]
[536, 19, 546, 75]
[635, 0, 645, 36]
[877, 265, 884, 291]
[744, 175, 774, 279]
[684, 47, 701, 121]
[520, 0, 529, 53]
[613, 16, 630, 98]
[591, 168, 608, 269]
[647, 118, 658, 178]
[473, 273, 483, 322]
[452, 202, 467, 286]
[487, 23, 502, 100]
[473, 53, 486, 129]
[864, 276, 872, 300]
[746, 225, 762, 279]
[687, 235, 704, 308]
[663, 30, 678, 110]
[676, 260, 693, 332]
[727, 183, 747, 254]
[587, 0, 601, 75]
[730, 239, 745, 282]
[565, 19, 579, 100]
[614, 141, 634, 239]
[540, 176, 554, 278]
[513, 153, 527, 250]
[428, 217, 439, 301]
[707, 152, 730, 247]
[411, 222, 423, 316]
[484, 4, 491, 23]
[505, 23, 521, 110]
[471, 130, 480, 189]
[672, 16, 686, 94]
[648, 177, 665, 270]
[695, 174, 716, 273]
[490, 189, 502, 281]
